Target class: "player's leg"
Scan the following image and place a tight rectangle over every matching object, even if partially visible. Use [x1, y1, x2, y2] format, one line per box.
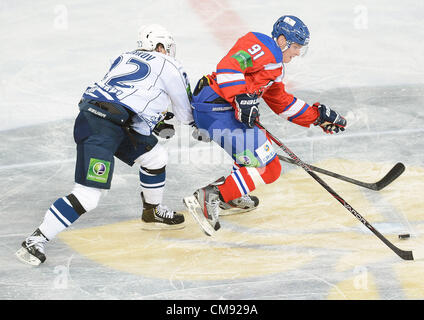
[115, 131, 184, 230]
[187, 100, 281, 233]
[205, 122, 281, 208]
[16, 110, 124, 266]
[218, 163, 260, 216]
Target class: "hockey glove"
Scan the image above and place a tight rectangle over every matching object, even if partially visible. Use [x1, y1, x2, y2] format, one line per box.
[152, 111, 175, 139]
[163, 111, 174, 121]
[313, 103, 347, 134]
[234, 93, 260, 128]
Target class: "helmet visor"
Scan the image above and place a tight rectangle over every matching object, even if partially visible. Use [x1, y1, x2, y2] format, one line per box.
[284, 41, 309, 58]
[299, 44, 308, 57]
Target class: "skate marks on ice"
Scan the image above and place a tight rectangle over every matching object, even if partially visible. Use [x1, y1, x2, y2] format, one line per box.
[59, 159, 424, 299]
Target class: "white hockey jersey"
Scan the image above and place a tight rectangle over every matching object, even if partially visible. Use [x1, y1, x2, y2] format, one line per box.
[82, 50, 193, 135]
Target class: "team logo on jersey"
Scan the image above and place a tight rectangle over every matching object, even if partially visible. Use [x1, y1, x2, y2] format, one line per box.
[231, 50, 253, 71]
[87, 158, 111, 183]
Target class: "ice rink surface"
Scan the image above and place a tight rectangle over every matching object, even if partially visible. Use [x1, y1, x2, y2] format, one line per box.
[1, 0, 424, 302]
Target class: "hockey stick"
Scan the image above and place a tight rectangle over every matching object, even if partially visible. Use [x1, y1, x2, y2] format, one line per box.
[256, 121, 413, 261]
[277, 154, 405, 191]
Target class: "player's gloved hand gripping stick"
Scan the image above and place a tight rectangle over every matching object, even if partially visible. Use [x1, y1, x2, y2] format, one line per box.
[234, 93, 260, 128]
[313, 103, 346, 134]
[153, 112, 175, 139]
[255, 120, 413, 261]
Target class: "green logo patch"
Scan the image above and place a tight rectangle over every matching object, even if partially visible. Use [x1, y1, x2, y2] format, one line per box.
[233, 150, 260, 167]
[231, 50, 253, 70]
[86, 158, 110, 183]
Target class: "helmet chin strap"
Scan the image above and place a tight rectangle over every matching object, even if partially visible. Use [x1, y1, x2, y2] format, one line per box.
[274, 36, 291, 53]
[281, 45, 290, 53]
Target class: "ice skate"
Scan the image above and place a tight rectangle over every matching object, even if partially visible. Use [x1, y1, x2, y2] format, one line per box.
[183, 184, 221, 236]
[15, 228, 48, 266]
[219, 194, 259, 216]
[140, 193, 185, 230]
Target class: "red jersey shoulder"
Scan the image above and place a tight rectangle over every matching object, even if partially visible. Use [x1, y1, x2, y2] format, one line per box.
[225, 32, 283, 72]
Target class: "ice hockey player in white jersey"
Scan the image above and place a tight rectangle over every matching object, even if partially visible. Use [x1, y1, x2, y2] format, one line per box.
[16, 24, 194, 266]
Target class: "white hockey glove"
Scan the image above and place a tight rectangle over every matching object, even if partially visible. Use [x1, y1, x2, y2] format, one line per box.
[313, 103, 347, 134]
[153, 112, 175, 139]
[234, 93, 260, 128]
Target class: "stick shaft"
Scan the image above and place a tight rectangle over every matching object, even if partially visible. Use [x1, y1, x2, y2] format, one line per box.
[257, 121, 413, 260]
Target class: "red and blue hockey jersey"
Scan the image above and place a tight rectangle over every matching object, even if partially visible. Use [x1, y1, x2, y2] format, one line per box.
[206, 32, 318, 127]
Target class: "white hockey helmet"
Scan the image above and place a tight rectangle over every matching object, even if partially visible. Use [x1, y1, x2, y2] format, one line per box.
[137, 24, 176, 57]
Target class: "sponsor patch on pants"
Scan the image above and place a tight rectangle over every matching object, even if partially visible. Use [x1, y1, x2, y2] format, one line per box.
[255, 141, 276, 164]
[86, 158, 110, 183]
[233, 150, 260, 167]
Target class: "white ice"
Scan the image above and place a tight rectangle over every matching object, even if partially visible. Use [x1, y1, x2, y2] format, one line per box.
[1, 0, 423, 301]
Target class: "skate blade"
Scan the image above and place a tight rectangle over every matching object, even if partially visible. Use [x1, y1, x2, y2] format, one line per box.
[15, 247, 42, 266]
[140, 221, 186, 231]
[219, 206, 257, 216]
[183, 196, 215, 236]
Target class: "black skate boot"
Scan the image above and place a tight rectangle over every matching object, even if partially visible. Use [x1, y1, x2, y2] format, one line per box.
[140, 193, 185, 230]
[15, 228, 48, 266]
[219, 194, 259, 216]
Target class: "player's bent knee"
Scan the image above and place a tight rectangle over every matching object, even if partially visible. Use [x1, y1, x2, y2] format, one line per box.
[70, 183, 102, 212]
[134, 143, 168, 169]
[258, 156, 282, 184]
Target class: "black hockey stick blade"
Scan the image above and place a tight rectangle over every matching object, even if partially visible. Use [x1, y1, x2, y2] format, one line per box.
[277, 154, 405, 191]
[370, 224, 414, 260]
[374, 162, 405, 191]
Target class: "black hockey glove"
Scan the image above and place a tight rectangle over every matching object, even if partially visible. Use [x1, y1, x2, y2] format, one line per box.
[234, 93, 260, 128]
[163, 111, 174, 121]
[153, 112, 175, 139]
[313, 103, 347, 134]
[190, 121, 211, 142]
[153, 121, 175, 139]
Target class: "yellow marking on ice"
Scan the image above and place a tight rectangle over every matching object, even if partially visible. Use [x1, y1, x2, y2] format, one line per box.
[394, 259, 424, 299]
[217, 158, 387, 232]
[379, 166, 424, 226]
[327, 274, 380, 300]
[59, 218, 314, 280]
[59, 159, 424, 297]
[393, 224, 424, 299]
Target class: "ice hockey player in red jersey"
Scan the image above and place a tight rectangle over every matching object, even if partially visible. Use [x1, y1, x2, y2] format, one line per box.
[184, 15, 347, 236]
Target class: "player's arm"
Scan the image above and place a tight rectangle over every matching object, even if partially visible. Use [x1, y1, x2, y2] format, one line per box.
[263, 81, 318, 127]
[161, 59, 194, 125]
[262, 82, 346, 133]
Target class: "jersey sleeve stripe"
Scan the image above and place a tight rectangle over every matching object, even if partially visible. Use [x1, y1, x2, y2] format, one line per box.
[216, 68, 243, 74]
[288, 104, 309, 122]
[218, 80, 246, 89]
[217, 73, 245, 84]
[280, 98, 306, 118]
[282, 97, 297, 112]
[264, 62, 282, 70]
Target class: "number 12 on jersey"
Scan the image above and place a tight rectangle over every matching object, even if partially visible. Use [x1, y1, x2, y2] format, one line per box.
[248, 44, 265, 60]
